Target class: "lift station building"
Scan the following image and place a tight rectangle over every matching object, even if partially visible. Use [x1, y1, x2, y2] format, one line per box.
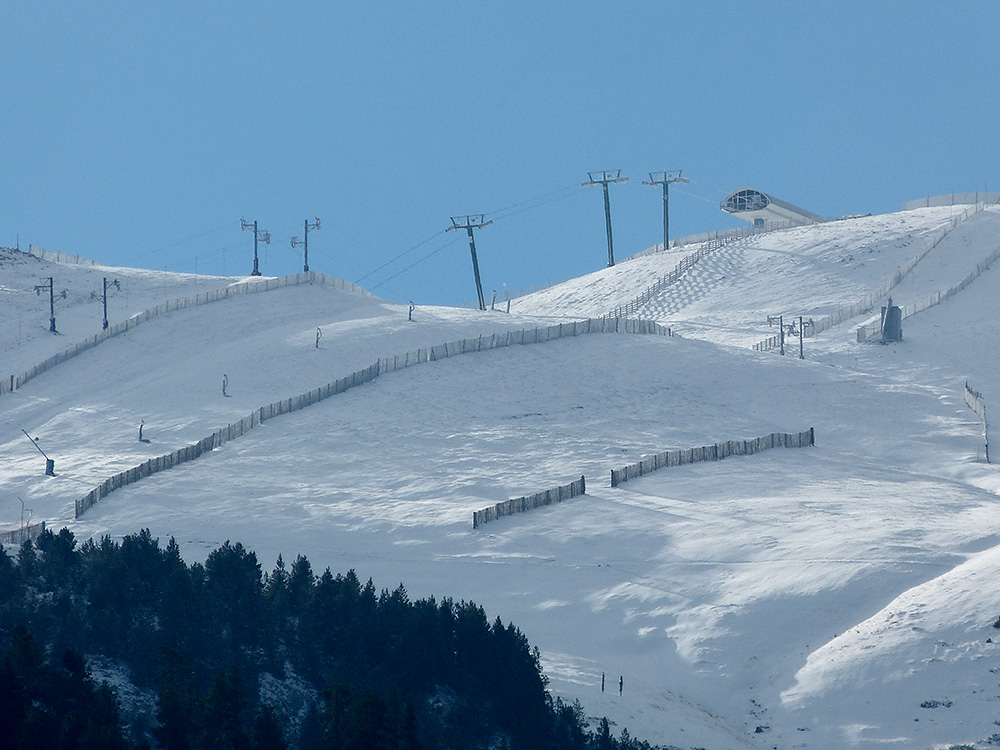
[721, 188, 822, 228]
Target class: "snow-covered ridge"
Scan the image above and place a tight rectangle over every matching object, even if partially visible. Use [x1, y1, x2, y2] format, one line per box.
[0, 267, 372, 397]
[28, 244, 99, 267]
[753, 201, 985, 350]
[5, 203, 1000, 748]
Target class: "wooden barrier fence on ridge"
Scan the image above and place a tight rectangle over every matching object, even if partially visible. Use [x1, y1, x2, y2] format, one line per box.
[75, 316, 671, 518]
[2, 270, 372, 397]
[611, 428, 815, 487]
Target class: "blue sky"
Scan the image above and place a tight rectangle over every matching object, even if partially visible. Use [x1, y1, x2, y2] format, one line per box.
[3, 2, 997, 307]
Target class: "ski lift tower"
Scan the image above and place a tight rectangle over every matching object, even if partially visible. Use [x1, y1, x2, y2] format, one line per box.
[643, 170, 689, 251]
[34, 277, 57, 332]
[583, 170, 628, 267]
[241, 219, 271, 276]
[291, 217, 321, 273]
[447, 215, 491, 311]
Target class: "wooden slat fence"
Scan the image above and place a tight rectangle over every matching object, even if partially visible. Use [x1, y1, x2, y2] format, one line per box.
[611, 428, 815, 487]
[1, 270, 373, 398]
[964, 381, 990, 463]
[856, 241, 1000, 343]
[0, 521, 46, 547]
[605, 233, 743, 320]
[473, 476, 586, 529]
[28, 245, 98, 266]
[753, 203, 984, 352]
[75, 316, 670, 518]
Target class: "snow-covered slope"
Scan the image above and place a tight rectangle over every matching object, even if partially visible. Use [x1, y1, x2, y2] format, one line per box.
[3, 204, 1000, 749]
[513, 206, 979, 349]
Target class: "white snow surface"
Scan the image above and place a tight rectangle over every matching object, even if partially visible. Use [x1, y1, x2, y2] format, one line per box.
[4, 204, 1000, 749]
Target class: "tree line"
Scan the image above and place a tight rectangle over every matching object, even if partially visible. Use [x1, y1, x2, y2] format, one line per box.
[0, 527, 667, 750]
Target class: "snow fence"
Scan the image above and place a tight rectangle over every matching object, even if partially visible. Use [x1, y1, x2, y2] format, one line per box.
[472, 476, 586, 530]
[28, 245, 98, 266]
[0, 521, 46, 548]
[964, 382, 990, 463]
[903, 192, 1000, 210]
[606, 229, 751, 320]
[753, 203, 984, 352]
[856, 239, 1000, 343]
[75, 316, 671, 518]
[610, 428, 815, 488]
[1, 270, 373, 398]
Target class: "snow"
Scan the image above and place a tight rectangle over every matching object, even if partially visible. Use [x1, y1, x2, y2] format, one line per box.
[4, 203, 1000, 748]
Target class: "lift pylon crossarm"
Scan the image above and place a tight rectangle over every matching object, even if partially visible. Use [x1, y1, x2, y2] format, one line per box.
[447, 215, 492, 231]
[582, 170, 629, 187]
[643, 170, 689, 186]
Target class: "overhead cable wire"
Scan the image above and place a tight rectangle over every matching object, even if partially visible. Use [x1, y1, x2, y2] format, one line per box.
[685, 179, 731, 197]
[356, 182, 585, 291]
[133, 220, 241, 261]
[354, 229, 447, 284]
[162, 238, 245, 270]
[399, 265, 458, 300]
[672, 185, 727, 207]
[488, 186, 589, 222]
[483, 183, 583, 220]
[369, 235, 461, 291]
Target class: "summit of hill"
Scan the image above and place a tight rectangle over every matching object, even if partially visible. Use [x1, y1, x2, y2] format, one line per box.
[3, 200, 1000, 749]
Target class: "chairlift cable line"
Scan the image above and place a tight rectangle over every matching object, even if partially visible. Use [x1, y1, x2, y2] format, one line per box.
[355, 184, 584, 286]
[483, 183, 582, 219]
[672, 185, 727, 207]
[684, 179, 731, 197]
[134, 220, 241, 260]
[368, 235, 462, 291]
[158, 239, 246, 273]
[489, 187, 590, 222]
[354, 229, 447, 284]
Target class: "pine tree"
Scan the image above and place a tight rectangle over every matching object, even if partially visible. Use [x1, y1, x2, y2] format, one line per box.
[250, 704, 287, 750]
[592, 717, 616, 750]
[198, 665, 253, 750]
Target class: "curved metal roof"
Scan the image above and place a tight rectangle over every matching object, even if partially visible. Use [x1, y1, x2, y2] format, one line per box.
[721, 188, 821, 226]
[722, 188, 771, 214]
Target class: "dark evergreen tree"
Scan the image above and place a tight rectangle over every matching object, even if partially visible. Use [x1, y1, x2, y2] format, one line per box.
[153, 645, 200, 750]
[551, 698, 589, 749]
[399, 699, 422, 750]
[0, 528, 667, 750]
[287, 555, 314, 615]
[198, 665, 253, 750]
[250, 704, 288, 750]
[592, 717, 616, 750]
[297, 704, 325, 750]
[16, 538, 37, 583]
[0, 625, 129, 750]
[205, 541, 265, 658]
[35, 527, 80, 588]
[0, 542, 20, 613]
